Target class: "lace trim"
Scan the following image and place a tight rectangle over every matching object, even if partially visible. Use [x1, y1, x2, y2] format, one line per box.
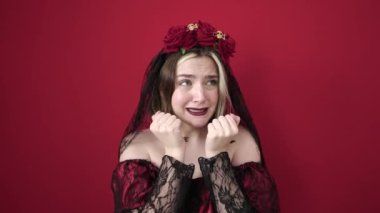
[199, 152, 252, 213]
[128, 155, 194, 213]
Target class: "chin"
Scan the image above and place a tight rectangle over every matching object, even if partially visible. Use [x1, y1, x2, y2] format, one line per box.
[179, 111, 216, 129]
[190, 122, 208, 128]
[184, 117, 212, 129]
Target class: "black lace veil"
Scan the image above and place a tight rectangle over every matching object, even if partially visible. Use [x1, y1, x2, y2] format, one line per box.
[119, 48, 268, 167]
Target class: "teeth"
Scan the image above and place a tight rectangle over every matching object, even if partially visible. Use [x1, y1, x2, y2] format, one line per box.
[188, 108, 206, 112]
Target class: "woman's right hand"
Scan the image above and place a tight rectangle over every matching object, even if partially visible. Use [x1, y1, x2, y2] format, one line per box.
[150, 111, 185, 161]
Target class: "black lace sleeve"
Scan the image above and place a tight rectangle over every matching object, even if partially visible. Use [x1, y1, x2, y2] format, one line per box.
[198, 152, 253, 213]
[116, 155, 194, 213]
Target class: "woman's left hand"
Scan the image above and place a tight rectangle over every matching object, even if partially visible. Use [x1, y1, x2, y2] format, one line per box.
[205, 114, 240, 157]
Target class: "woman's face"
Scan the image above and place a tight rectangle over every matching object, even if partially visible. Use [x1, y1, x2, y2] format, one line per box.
[171, 56, 219, 129]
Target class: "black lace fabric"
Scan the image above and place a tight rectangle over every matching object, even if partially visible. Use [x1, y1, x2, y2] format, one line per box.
[199, 152, 252, 213]
[113, 152, 279, 212]
[125, 155, 195, 213]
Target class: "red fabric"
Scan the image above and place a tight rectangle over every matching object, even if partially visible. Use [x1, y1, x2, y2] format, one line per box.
[234, 162, 280, 212]
[112, 159, 279, 212]
[112, 160, 158, 210]
[162, 21, 236, 65]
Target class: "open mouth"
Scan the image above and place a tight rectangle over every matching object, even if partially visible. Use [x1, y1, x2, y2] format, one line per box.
[186, 108, 208, 116]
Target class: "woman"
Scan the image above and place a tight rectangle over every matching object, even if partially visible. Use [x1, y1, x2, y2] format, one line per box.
[112, 21, 280, 212]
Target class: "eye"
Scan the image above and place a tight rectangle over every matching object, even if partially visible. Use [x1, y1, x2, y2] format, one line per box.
[206, 79, 218, 86]
[178, 79, 192, 86]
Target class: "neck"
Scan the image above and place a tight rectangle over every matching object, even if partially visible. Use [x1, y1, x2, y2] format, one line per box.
[180, 124, 207, 143]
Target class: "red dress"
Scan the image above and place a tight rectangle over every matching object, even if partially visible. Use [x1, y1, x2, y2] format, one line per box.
[112, 152, 279, 212]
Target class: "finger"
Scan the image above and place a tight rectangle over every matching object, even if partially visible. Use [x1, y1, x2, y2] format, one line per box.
[226, 114, 239, 134]
[207, 123, 216, 137]
[166, 115, 177, 127]
[172, 119, 181, 132]
[212, 118, 223, 135]
[152, 111, 164, 122]
[230, 114, 241, 125]
[150, 111, 161, 127]
[218, 116, 231, 135]
[150, 119, 158, 131]
[157, 113, 171, 124]
[152, 112, 166, 131]
[151, 111, 160, 120]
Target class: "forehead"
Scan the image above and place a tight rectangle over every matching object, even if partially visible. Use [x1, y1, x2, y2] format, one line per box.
[176, 55, 218, 76]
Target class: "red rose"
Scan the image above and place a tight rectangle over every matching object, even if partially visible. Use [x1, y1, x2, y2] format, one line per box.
[218, 35, 236, 64]
[163, 26, 186, 52]
[163, 25, 197, 53]
[162, 21, 235, 66]
[181, 30, 197, 50]
[197, 21, 216, 46]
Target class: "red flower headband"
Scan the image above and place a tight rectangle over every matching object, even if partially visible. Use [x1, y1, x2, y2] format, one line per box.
[162, 21, 236, 65]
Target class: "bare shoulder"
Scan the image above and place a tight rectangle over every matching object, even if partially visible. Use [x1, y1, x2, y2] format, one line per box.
[119, 129, 157, 162]
[231, 126, 262, 165]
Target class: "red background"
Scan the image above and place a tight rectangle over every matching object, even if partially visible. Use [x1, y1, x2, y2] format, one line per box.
[1, 0, 379, 212]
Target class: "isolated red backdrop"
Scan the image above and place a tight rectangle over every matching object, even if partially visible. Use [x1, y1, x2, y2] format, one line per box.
[1, 0, 379, 212]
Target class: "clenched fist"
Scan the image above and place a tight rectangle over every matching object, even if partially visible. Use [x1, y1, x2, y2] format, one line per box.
[205, 114, 240, 157]
[150, 111, 185, 161]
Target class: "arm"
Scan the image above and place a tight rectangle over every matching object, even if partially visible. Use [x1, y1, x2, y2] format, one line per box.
[199, 152, 280, 213]
[201, 115, 255, 212]
[114, 122, 194, 213]
[199, 152, 253, 213]
[112, 155, 194, 213]
[138, 155, 194, 213]
[200, 122, 280, 212]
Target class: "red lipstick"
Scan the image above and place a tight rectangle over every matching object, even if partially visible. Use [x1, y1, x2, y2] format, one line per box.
[187, 108, 208, 116]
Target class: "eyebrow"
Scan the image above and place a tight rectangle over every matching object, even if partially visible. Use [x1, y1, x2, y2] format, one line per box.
[177, 74, 218, 79]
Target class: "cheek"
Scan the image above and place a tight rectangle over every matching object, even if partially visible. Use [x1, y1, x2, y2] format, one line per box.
[209, 90, 219, 103]
[171, 90, 187, 107]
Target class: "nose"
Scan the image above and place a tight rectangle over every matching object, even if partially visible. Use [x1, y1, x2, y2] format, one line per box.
[191, 84, 206, 103]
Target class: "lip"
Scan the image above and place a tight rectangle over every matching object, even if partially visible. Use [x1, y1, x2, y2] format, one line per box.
[186, 107, 208, 116]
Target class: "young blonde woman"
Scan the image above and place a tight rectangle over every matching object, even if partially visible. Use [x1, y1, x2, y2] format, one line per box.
[112, 21, 280, 213]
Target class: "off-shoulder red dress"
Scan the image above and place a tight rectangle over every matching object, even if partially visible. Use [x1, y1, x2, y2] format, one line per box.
[112, 152, 279, 212]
